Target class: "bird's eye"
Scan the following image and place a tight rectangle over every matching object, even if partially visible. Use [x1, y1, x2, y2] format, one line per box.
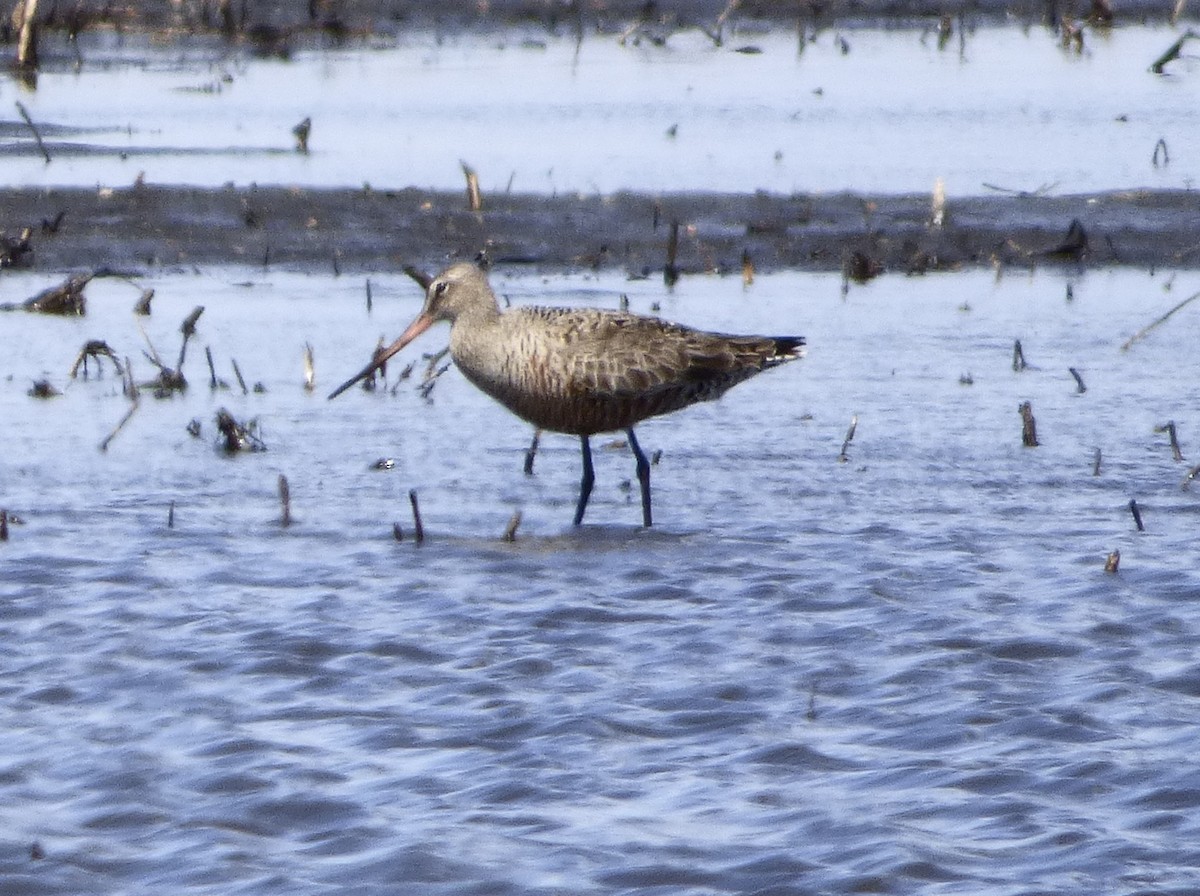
[433, 281, 449, 299]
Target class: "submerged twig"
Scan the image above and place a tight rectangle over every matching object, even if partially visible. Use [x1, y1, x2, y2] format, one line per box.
[1019, 401, 1038, 447]
[502, 510, 522, 542]
[1068, 367, 1086, 393]
[409, 490, 425, 544]
[1149, 29, 1197, 74]
[69, 340, 123, 379]
[1154, 421, 1184, 461]
[1012, 339, 1028, 371]
[99, 361, 140, 452]
[838, 414, 857, 462]
[1121, 290, 1200, 351]
[278, 474, 292, 527]
[1128, 498, 1144, 532]
[524, 429, 541, 475]
[1104, 550, 1120, 573]
[461, 160, 482, 212]
[15, 100, 49, 163]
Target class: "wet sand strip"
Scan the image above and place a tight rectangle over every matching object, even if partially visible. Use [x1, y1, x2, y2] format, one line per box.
[1, 185, 1196, 276]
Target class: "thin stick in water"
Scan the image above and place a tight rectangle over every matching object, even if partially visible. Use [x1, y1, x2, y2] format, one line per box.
[461, 161, 482, 212]
[205, 346, 219, 390]
[1128, 498, 1144, 532]
[524, 429, 541, 476]
[409, 490, 424, 544]
[502, 510, 522, 542]
[1121, 290, 1200, 351]
[0, 509, 8, 542]
[1104, 550, 1120, 573]
[15, 100, 50, 163]
[303, 342, 315, 392]
[1012, 339, 1028, 371]
[231, 358, 248, 395]
[664, 220, 680, 286]
[167, 501, 175, 529]
[1092, 447, 1102, 477]
[1069, 367, 1087, 393]
[1154, 420, 1184, 461]
[839, 414, 858, 462]
[278, 474, 292, 527]
[1019, 401, 1038, 447]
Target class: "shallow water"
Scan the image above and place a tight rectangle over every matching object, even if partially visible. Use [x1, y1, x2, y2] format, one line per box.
[6, 24, 1198, 195]
[3, 266, 1200, 893]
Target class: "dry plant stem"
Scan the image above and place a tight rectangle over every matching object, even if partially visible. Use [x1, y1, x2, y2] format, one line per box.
[0, 509, 8, 542]
[15, 101, 50, 163]
[1181, 463, 1200, 490]
[1128, 499, 1144, 532]
[205, 346, 219, 389]
[839, 415, 858, 462]
[232, 359, 248, 395]
[664, 220, 680, 286]
[1121, 290, 1200, 351]
[99, 370, 140, 452]
[502, 511, 522, 542]
[1093, 448, 1102, 477]
[1012, 339, 1028, 371]
[16, 0, 39, 68]
[1069, 367, 1086, 393]
[461, 161, 482, 212]
[303, 343, 315, 391]
[167, 501, 175, 529]
[1154, 421, 1184, 461]
[278, 475, 292, 527]
[1019, 401, 1038, 447]
[1104, 550, 1120, 573]
[524, 429, 541, 476]
[409, 490, 424, 544]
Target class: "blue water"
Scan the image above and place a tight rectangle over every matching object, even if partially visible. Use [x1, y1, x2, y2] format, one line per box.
[6, 24, 1198, 194]
[3, 266, 1200, 893]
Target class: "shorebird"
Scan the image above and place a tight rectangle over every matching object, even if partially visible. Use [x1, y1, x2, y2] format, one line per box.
[329, 262, 804, 526]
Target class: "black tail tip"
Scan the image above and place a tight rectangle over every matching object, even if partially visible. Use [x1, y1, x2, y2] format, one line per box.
[776, 336, 806, 357]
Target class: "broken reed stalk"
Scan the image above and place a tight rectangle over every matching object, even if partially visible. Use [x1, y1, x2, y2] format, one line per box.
[365, 278, 373, 314]
[231, 358, 248, 395]
[1092, 447, 1102, 477]
[1104, 550, 1120, 573]
[1128, 498, 1144, 532]
[1069, 367, 1087, 393]
[0, 509, 8, 542]
[99, 370, 140, 453]
[741, 249, 754, 287]
[303, 343, 315, 392]
[524, 429, 541, 475]
[278, 474, 292, 527]
[1019, 401, 1038, 447]
[392, 522, 403, 542]
[205, 346, 219, 389]
[177, 305, 204, 370]
[1152, 138, 1170, 167]
[1122, 290, 1200, 351]
[1149, 29, 1196, 74]
[292, 116, 311, 153]
[15, 101, 50, 164]
[1154, 420, 1184, 461]
[409, 490, 424, 544]
[838, 414, 858, 462]
[664, 220, 681, 286]
[1012, 339, 1028, 371]
[502, 510, 522, 542]
[461, 161, 482, 212]
[1181, 462, 1200, 490]
[167, 500, 175, 529]
[16, 0, 38, 68]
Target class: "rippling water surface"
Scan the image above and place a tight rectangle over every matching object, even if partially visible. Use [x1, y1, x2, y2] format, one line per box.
[3, 266, 1200, 893]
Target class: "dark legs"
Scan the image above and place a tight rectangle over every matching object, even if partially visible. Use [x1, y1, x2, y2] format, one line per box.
[626, 427, 652, 527]
[573, 430, 652, 527]
[573, 434, 594, 526]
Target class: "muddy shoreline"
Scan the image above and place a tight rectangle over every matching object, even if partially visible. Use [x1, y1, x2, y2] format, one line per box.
[0, 185, 1196, 278]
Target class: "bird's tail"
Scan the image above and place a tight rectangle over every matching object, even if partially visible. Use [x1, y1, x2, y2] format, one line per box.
[770, 335, 806, 362]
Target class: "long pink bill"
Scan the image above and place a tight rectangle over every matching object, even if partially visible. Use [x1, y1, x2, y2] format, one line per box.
[326, 311, 436, 400]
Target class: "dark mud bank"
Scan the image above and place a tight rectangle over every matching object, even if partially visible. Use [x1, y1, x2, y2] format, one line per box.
[1, 185, 1196, 277]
